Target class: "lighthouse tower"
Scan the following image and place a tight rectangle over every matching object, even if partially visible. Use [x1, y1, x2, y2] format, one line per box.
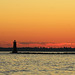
[12, 40, 17, 53]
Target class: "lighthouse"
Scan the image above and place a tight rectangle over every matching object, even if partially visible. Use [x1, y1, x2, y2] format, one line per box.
[12, 40, 17, 53]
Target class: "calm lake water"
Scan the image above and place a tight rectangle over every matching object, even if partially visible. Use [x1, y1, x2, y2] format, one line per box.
[0, 52, 75, 75]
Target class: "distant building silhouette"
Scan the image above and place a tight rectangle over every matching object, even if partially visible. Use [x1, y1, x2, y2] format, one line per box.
[12, 40, 17, 53]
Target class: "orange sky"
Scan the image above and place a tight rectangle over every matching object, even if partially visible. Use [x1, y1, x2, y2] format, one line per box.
[0, 0, 75, 48]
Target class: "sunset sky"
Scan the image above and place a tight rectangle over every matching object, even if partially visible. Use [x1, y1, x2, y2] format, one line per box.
[0, 0, 75, 48]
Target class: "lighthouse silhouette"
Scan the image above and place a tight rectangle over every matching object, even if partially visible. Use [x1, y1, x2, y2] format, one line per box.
[12, 40, 17, 53]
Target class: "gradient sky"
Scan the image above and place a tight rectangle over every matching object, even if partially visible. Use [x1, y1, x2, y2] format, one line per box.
[0, 0, 75, 47]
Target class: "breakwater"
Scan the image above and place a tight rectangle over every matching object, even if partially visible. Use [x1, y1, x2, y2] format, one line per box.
[0, 47, 75, 54]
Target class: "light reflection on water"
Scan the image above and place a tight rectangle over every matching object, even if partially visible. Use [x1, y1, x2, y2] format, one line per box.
[0, 52, 75, 75]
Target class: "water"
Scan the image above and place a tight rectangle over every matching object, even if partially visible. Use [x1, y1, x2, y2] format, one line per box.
[0, 52, 75, 75]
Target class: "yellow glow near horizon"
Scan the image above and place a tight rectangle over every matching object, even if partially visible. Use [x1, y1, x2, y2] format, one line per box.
[0, 0, 75, 47]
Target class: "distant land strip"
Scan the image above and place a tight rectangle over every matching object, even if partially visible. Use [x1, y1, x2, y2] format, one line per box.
[0, 47, 75, 53]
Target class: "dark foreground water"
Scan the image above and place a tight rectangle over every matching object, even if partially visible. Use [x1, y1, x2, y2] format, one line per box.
[0, 52, 75, 75]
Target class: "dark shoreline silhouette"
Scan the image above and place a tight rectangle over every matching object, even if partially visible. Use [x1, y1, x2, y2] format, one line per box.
[0, 40, 75, 54]
[0, 47, 75, 54]
[0, 47, 75, 51]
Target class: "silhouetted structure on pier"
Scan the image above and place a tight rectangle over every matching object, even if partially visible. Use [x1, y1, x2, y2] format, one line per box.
[12, 40, 17, 53]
